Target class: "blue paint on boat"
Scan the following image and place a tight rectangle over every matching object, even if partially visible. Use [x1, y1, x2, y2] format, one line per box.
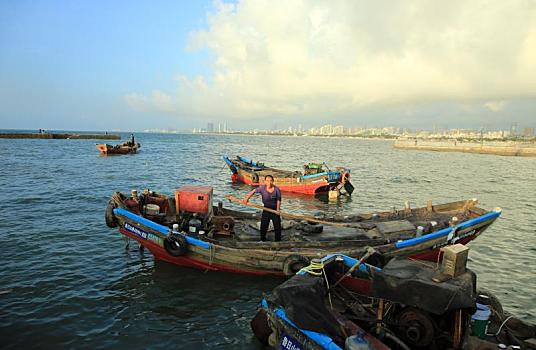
[296, 253, 381, 276]
[237, 155, 263, 167]
[113, 208, 211, 249]
[222, 155, 237, 171]
[114, 208, 169, 234]
[273, 306, 342, 350]
[395, 210, 501, 249]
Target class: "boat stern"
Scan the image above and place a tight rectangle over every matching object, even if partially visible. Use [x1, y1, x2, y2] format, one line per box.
[96, 143, 108, 154]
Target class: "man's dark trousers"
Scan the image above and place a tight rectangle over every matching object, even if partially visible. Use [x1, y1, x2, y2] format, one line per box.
[260, 210, 281, 241]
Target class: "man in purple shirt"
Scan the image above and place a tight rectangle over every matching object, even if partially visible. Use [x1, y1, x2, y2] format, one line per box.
[243, 174, 282, 241]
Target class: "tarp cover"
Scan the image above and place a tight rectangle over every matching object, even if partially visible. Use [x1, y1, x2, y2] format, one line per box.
[266, 275, 344, 342]
[370, 258, 476, 315]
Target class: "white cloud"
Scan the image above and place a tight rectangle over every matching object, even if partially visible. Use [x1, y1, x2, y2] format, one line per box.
[484, 100, 507, 112]
[126, 0, 536, 121]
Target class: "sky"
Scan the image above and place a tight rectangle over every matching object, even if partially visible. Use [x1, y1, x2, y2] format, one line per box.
[1, 0, 535, 131]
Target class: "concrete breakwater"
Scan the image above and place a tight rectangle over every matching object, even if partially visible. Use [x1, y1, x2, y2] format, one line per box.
[394, 140, 536, 157]
[0, 133, 120, 140]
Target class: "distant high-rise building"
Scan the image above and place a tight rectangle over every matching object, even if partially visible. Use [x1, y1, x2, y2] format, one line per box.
[333, 125, 344, 135]
[320, 124, 333, 135]
[510, 123, 518, 136]
[523, 127, 534, 137]
[207, 123, 214, 133]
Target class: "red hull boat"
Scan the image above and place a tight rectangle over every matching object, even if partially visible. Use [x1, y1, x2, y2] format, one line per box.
[223, 155, 354, 196]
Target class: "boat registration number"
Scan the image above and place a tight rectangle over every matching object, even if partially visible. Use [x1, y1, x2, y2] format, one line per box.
[280, 333, 303, 350]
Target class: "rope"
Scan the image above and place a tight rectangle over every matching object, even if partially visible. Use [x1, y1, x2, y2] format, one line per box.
[298, 259, 333, 309]
[435, 250, 443, 270]
[204, 243, 215, 273]
[209, 244, 215, 266]
[494, 315, 514, 336]
[299, 259, 324, 276]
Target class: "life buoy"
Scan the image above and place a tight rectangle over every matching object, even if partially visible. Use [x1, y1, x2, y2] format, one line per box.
[283, 254, 310, 276]
[105, 200, 118, 228]
[164, 234, 188, 257]
[251, 173, 259, 183]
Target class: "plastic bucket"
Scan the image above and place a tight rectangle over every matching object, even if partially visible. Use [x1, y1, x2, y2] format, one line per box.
[145, 204, 160, 215]
[471, 303, 491, 339]
[345, 334, 371, 350]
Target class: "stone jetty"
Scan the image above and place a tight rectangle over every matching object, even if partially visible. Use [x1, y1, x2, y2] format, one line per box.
[394, 140, 536, 157]
[0, 132, 120, 140]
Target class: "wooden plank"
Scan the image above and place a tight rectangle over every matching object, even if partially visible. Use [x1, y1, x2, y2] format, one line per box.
[226, 195, 358, 227]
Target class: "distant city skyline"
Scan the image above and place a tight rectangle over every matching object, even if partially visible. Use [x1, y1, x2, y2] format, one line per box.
[185, 122, 536, 139]
[1, 1, 535, 130]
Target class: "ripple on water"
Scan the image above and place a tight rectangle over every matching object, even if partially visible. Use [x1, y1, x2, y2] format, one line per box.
[1, 134, 535, 349]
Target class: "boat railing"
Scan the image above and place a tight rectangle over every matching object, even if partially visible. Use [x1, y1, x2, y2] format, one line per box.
[394, 209, 501, 249]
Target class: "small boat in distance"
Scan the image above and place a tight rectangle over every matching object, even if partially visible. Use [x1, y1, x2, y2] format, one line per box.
[96, 141, 140, 155]
[223, 155, 354, 195]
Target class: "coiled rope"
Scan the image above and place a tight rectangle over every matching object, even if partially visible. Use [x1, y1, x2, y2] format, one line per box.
[299, 259, 333, 309]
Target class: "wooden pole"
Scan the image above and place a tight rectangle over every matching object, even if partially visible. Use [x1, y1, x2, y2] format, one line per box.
[453, 309, 463, 349]
[376, 299, 385, 335]
[225, 195, 358, 228]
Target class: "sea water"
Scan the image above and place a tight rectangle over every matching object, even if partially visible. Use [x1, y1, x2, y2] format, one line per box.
[0, 132, 534, 348]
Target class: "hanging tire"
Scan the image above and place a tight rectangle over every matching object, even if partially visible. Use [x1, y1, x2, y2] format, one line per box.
[250, 309, 272, 346]
[283, 254, 310, 276]
[164, 234, 188, 257]
[251, 173, 259, 183]
[105, 200, 118, 228]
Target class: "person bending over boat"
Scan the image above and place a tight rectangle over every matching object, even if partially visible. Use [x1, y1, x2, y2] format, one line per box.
[243, 175, 282, 242]
[127, 134, 135, 146]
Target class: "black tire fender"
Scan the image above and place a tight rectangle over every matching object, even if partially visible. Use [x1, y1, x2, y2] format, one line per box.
[105, 200, 118, 228]
[164, 234, 188, 257]
[283, 254, 310, 276]
[250, 309, 272, 345]
[251, 172, 259, 183]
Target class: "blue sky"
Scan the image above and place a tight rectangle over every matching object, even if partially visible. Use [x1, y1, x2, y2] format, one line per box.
[1, 1, 535, 131]
[0, 0, 213, 130]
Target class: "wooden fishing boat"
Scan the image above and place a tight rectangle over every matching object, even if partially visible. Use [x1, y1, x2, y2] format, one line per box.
[252, 252, 535, 350]
[104, 185, 501, 276]
[96, 142, 140, 155]
[222, 155, 354, 195]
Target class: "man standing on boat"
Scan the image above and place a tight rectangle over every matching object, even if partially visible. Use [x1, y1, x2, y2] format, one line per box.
[243, 175, 282, 242]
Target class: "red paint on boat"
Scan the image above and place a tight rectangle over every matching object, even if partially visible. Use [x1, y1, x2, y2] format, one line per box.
[96, 144, 108, 154]
[408, 235, 477, 261]
[119, 225, 482, 277]
[233, 174, 330, 194]
[119, 228, 285, 276]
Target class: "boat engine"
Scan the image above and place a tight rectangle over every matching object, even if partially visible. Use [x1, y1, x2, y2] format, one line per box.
[369, 257, 477, 349]
[174, 185, 214, 234]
